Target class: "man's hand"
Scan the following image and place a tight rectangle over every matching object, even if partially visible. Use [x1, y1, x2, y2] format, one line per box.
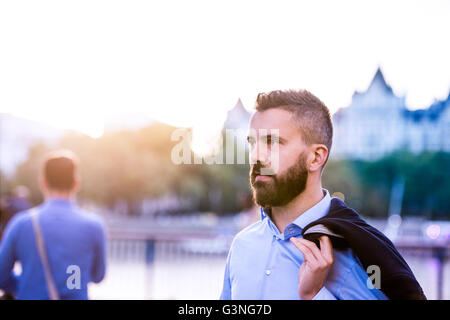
[290, 235, 334, 300]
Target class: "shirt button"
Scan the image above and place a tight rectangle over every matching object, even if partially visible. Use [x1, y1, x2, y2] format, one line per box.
[265, 270, 271, 275]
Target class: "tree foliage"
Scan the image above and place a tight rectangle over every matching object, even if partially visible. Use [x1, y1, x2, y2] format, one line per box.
[323, 151, 450, 219]
[9, 123, 252, 215]
[5, 125, 450, 219]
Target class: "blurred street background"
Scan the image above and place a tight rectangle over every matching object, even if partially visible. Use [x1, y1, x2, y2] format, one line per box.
[1, 0, 449, 299]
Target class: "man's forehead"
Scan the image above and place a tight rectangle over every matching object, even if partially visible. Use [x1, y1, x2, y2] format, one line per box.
[248, 109, 298, 136]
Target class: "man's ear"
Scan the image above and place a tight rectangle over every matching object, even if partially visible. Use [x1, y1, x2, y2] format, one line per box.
[309, 144, 328, 172]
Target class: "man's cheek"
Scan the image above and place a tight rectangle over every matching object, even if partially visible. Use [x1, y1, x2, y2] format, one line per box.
[261, 147, 281, 176]
[270, 149, 291, 176]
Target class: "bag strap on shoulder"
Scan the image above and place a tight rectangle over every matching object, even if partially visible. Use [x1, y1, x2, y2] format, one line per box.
[30, 209, 60, 300]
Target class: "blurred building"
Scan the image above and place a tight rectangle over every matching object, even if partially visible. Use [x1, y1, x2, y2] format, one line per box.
[223, 98, 252, 131]
[332, 68, 450, 160]
[223, 98, 252, 153]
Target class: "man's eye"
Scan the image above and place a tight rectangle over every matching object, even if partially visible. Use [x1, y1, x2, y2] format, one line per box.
[269, 137, 279, 145]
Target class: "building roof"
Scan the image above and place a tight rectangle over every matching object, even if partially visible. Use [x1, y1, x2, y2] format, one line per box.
[403, 91, 450, 122]
[352, 66, 394, 98]
[223, 98, 252, 129]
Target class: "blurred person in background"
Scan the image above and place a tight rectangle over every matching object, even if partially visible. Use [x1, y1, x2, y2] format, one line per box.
[7, 186, 32, 214]
[0, 195, 9, 240]
[0, 186, 32, 240]
[0, 149, 107, 299]
[220, 89, 425, 300]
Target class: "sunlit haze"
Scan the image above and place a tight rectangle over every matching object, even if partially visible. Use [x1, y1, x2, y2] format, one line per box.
[1, 0, 449, 139]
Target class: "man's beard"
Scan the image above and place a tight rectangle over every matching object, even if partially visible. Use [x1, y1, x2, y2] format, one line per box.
[250, 152, 308, 208]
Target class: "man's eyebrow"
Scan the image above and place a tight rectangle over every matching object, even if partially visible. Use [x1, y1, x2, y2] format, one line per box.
[259, 134, 285, 143]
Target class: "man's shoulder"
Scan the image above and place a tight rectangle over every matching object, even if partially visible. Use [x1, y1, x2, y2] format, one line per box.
[0, 208, 37, 242]
[75, 209, 106, 231]
[5, 208, 34, 229]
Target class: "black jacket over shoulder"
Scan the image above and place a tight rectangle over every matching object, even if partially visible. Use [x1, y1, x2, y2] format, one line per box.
[302, 197, 426, 300]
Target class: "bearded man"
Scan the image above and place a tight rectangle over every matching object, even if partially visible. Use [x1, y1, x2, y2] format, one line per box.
[220, 89, 425, 300]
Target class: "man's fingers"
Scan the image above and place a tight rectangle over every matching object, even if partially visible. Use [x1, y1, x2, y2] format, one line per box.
[290, 237, 318, 264]
[296, 238, 327, 263]
[319, 236, 334, 264]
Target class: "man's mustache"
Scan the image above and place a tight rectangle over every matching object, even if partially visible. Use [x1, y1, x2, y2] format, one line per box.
[250, 163, 276, 182]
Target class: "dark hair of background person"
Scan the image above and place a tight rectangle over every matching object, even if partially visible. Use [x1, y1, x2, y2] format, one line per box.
[42, 150, 79, 191]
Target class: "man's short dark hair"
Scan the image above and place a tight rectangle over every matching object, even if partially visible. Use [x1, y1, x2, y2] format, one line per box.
[255, 89, 333, 166]
[42, 150, 79, 191]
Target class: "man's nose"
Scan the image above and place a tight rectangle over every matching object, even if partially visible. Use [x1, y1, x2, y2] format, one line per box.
[250, 141, 270, 165]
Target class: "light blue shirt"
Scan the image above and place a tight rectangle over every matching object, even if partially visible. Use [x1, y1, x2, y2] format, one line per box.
[220, 189, 388, 300]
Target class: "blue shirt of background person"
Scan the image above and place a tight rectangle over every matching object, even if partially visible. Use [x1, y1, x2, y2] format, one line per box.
[0, 149, 107, 299]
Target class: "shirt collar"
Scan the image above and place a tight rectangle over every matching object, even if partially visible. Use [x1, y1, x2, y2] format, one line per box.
[260, 188, 331, 236]
[290, 189, 331, 229]
[43, 197, 75, 209]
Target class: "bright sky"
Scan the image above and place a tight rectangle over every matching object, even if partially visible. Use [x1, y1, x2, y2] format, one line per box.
[1, 0, 449, 138]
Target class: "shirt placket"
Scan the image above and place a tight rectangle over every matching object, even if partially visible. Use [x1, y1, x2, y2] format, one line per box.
[260, 219, 282, 298]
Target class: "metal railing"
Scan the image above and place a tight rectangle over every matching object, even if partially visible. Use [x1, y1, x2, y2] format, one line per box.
[88, 221, 450, 300]
[394, 240, 450, 300]
[90, 229, 232, 300]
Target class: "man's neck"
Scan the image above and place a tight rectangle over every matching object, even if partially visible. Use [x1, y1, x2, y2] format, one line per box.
[271, 183, 324, 234]
[45, 191, 73, 201]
